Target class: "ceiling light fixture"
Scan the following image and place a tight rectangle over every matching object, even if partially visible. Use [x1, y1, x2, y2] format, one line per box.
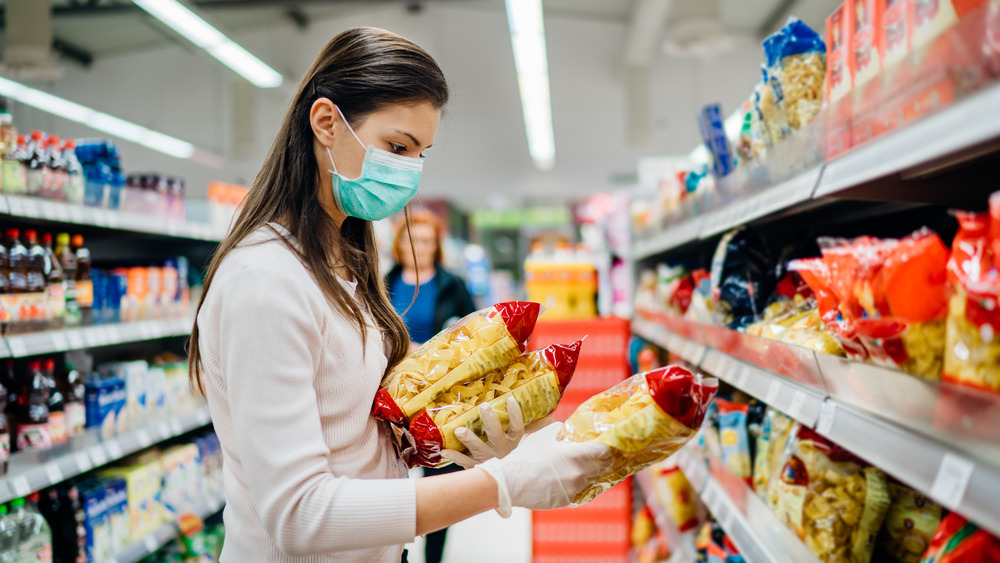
[132, 0, 283, 88]
[0, 75, 196, 158]
[505, 0, 555, 171]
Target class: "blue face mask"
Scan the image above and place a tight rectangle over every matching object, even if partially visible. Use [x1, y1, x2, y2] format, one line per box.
[327, 106, 423, 221]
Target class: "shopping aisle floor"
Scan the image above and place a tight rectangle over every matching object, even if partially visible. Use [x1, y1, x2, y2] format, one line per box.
[403, 508, 532, 563]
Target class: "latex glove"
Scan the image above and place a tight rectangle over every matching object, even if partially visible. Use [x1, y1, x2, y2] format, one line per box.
[476, 422, 611, 517]
[440, 397, 525, 469]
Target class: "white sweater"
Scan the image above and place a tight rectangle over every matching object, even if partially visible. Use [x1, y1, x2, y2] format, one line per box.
[197, 225, 416, 562]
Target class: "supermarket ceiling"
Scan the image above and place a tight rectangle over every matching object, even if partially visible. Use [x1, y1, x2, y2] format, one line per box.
[0, 0, 842, 209]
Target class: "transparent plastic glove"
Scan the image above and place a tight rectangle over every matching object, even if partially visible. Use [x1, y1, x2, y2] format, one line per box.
[440, 397, 525, 469]
[476, 422, 612, 518]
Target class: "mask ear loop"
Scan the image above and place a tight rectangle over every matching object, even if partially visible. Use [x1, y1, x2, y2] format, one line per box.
[335, 105, 367, 149]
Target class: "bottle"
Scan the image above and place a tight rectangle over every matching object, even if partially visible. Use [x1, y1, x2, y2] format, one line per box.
[38, 486, 85, 563]
[2, 362, 17, 455]
[55, 235, 79, 328]
[61, 141, 84, 207]
[71, 236, 91, 326]
[10, 135, 28, 196]
[15, 495, 52, 563]
[58, 364, 85, 438]
[0, 504, 19, 563]
[0, 112, 22, 196]
[24, 231, 47, 333]
[16, 361, 51, 452]
[40, 234, 64, 331]
[44, 136, 66, 202]
[0, 235, 9, 333]
[42, 360, 65, 447]
[5, 230, 27, 335]
[25, 132, 46, 197]
[0, 376, 8, 476]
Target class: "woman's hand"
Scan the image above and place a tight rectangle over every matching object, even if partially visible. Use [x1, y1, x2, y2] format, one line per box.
[440, 397, 526, 469]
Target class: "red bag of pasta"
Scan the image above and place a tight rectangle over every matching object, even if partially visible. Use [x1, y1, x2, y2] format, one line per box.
[372, 301, 540, 426]
[403, 341, 582, 467]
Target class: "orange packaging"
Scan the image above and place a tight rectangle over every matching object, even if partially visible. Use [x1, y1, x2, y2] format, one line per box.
[911, 0, 989, 49]
[876, 0, 915, 136]
[826, 2, 854, 158]
[850, 0, 886, 146]
[127, 267, 149, 321]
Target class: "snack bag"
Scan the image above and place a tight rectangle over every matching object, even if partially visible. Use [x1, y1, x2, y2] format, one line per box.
[877, 482, 943, 563]
[710, 227, 776, 330]
[766, 18, 828, 130]
[405, 341, 582, 467]
[943, 209, 1000, 391]
[757, 65, 792, 146]
[716, 399, 752, 485]
[770, 427, 891, 563]
[372, 301, 540, 425]
[652, 464, 699, 532]
[558, 365, 718, 504]
[919, 512, 1000, 563]
[753, 408, 795, 500]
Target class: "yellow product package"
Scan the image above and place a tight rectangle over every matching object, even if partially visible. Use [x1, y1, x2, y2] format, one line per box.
[753, 408, 795, 500]
[876, 483, 943, 563]
[558, 365, 718, 504]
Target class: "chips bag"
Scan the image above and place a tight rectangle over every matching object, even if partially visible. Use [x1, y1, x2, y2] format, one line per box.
[770, 427, 891, 563]
[877, 482, 943, 563]
[716, 399, 752, 486]
[405, 340, 582, 467]
[372, 301, 541, 426]
[919, 512, 1000, 563]
[943, 209, 1000, 391]
[558, 365, 718, 504]
[652, 463, 699, 532]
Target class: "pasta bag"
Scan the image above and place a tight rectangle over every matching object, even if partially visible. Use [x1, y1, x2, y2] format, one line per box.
[372, 301, 541, 426]
[769, 18, 827, 130]
[404, 340, 582, 467]
[558, 365, 718, 504]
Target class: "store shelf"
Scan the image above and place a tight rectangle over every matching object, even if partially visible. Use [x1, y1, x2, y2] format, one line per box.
[109, 490, 226, 563]
[0, 195, 223, 242]
[3, 317, 193, 358]
[633, 218, 702, 261]
[634, 469, 696, 563]
[0, 405, 212, 504]
[698, 166, 823, 239]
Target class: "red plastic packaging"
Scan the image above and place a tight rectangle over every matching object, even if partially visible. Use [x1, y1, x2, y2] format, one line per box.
[646, 365, 717, 430]
[920, 512, 1000, 563]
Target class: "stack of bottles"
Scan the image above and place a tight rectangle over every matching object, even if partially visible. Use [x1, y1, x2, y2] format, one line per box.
[0, 229, 190, 334]
[73, 140, 125, 211]
[0, 113, 85, 207]
[0, 430, 222, 563]
[123, 175, 185, 221]
[0, 350, 197, 470]
[524, 242, 598, 320]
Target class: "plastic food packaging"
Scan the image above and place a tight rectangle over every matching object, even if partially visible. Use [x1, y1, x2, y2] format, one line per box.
[716, 399, 752, 485]
[558, 365, 718, 504]
[764, 18, 827, 131]
[652, 463, 700, 532]
[372, 301, 541, 426]
[877, 482, 942, 563]
[943, 209, 1000, 391]
[752, 408, 795, 499]
[770, 427, 891, 563]
[919, 512, 1000, 563]
[711, 227, 776, 330]
[405, 340, 582, 467]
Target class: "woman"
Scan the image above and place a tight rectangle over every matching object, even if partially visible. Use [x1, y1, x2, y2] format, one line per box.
[386, 210, 475, 563]
[189, 27, 610, 562]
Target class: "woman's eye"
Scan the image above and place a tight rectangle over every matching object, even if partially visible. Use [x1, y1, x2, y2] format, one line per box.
[389, 143, 406, 153]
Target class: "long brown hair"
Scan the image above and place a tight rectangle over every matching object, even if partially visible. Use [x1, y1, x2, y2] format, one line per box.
[188, 27, 449, 392]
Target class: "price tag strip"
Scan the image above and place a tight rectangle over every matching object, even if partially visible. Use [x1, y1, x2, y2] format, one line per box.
[786, 391, 807, 421]
[44, 463, 63, 485]
[817, 401, 837, 436]
[137, 430, 153, 448]
[75, 452, 93, 473]
[143, 534, 159, 553]
[10, 476, 31, 497]
[106, 441, 124, 460]
[7, 338, 27, 358]
[765, 380, 781, 405]
[931, 453, 975, 510]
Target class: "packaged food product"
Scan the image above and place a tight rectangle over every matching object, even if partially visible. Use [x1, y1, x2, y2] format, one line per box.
[753, 408, 796, 500]
[757, 65, 792, 146]
[711, 228, 776, 330]
[372, 301, 540, 426]
[696, 104, 735, 179]
[877, 482, 942, 563]
[716, 399, 752, 485]
[632, 505, 656, 549]
[770, 427, 891, 563]
[652, 464, 699, 532]
[919, 512, 1000, 562]
[405, 341, 582, 467]
[826, 1, 854, 104]
[852, 0, 884, 89]
[749, 79, 775, 157]
[943, 209, 1000, 391]
[766, 18, 828, 130]
[558, 365, 718, 503]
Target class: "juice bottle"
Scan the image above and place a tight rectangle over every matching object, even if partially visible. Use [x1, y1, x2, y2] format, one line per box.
[58, 363, 85, 438]
[71, 236, 92, 326]
[0, 376, 8, 476]
[16, 361, 51, 452]
[25, 131, 46, 197]
[45, 136, 66, 202]
[9, 135, 28, 196]
[0, 504, 18, 563]
[43, 360, 66, 447]
[62, 141, 84, 207]
[55, 234, 79, 328]
[15, 494, 52, 563]
[40, 234, 64, 331]
[24, 231, 48, 333]
[5, 230, 27, 334]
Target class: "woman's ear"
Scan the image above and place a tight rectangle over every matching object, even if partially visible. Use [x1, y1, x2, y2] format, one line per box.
[310, 97, 338, 146]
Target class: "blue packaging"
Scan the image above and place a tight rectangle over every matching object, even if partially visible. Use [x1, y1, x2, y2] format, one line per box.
[696, 104, 735, 179]
[78, 480, 111, 562]
[102, 478, 129, 550]
[91, 269, 106, 325]
[85, 376, 127, 438]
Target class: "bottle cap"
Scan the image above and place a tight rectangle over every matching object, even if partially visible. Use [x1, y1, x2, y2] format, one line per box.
[5, 229, 18, 240]
[10, 498, 24, 508]
[30, 131, 44, 141]
[44, 359, 54, 372]
[56, 233, 70, 246]
[24, 230, 37, 242]
[41, 233, 52, 245]
[71, 234, 84, 248]
[64, 139, 76, 150]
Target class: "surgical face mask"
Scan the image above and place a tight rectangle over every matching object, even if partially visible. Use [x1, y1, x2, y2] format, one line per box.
[327, 106, 423, 221]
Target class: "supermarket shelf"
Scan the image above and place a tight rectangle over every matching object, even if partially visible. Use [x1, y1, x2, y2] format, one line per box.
[110, 491, 226, 563]
[0, 195, 223, 242]
[634, 470, 696, 563]
[817, 83, 1000, 197]
[633, 218, 702, 261]
[3, 317, 193, 358]
[0, 405, 212, 505]
[698, 166, 822, 239]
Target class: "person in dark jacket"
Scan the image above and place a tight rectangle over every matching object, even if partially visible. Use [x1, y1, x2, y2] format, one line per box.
[386, 209, 476, 563]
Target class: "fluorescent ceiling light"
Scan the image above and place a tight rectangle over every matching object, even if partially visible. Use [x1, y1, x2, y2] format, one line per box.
[0, 75, 196, 159]
[505, 0, 555, 170]
[132, 0, 283, 88]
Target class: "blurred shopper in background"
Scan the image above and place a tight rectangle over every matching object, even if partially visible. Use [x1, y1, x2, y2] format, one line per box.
[387, 209, 476, 563]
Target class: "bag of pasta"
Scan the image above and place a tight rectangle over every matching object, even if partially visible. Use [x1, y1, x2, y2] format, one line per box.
[770, 427, 891, 563]
[372, 301, 541, 426]
[764, 18, 827, 131]
[557, 365, 718, 504]
[405, 340, 582, 467]
[876, 482, 943, 563]
[944, 209, 1000, 391]
[752, 408, 795, 500]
